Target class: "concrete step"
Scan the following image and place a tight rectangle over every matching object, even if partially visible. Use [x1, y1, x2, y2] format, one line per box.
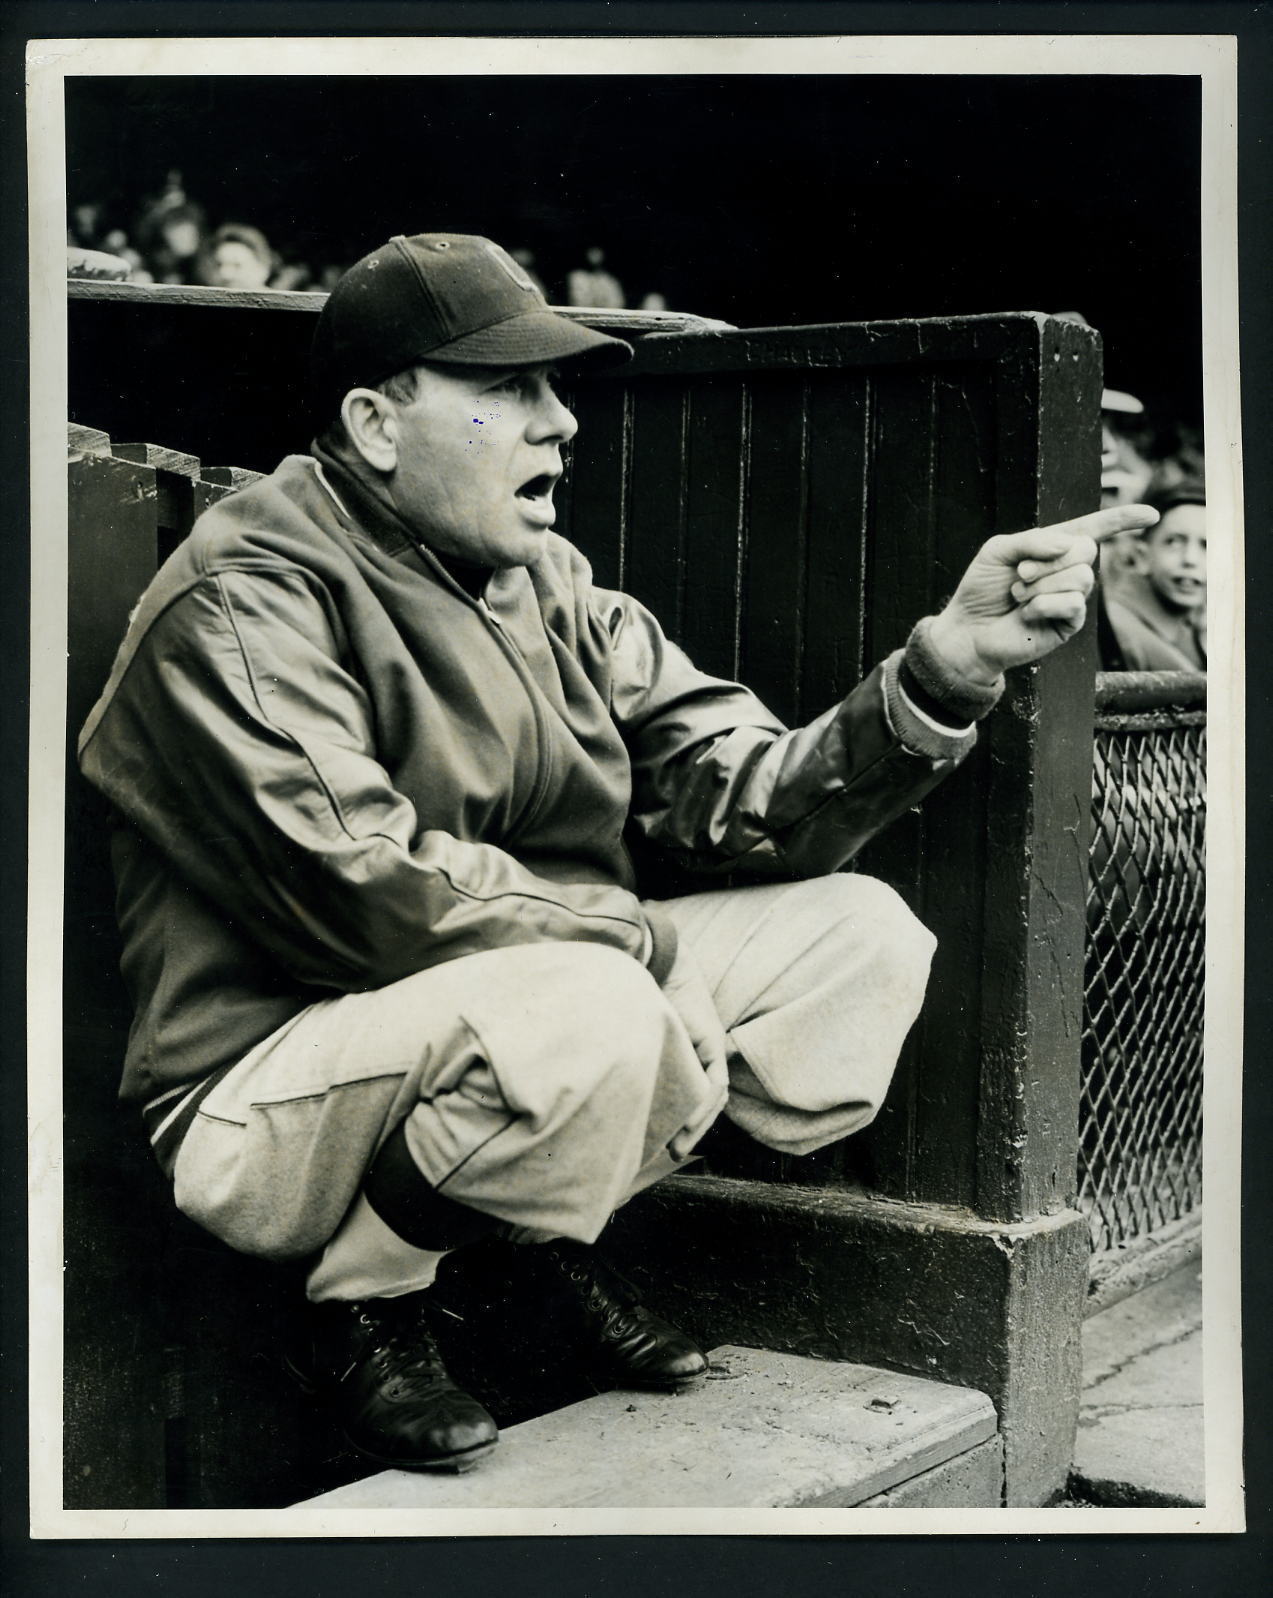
[297, 1344, 1000, 1509]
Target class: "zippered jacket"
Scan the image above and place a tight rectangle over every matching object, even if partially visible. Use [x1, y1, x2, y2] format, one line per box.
[78, 449, 978, 1105]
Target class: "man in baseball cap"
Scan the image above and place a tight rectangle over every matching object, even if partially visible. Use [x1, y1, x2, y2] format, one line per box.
[80, 232, 1157, 1477]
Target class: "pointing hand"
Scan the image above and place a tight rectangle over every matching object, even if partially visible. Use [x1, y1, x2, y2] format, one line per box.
[925, 504, 1159, 684]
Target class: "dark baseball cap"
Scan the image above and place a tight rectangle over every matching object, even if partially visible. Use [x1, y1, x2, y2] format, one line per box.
[310, 233, 633, 414]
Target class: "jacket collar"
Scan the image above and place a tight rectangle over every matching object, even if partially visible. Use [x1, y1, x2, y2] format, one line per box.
[1112, 571, 1206, 658]
[310, 437, 497, 602]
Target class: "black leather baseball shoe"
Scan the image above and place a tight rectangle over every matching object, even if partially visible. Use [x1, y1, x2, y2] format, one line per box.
[532, 1239, 709, 1392]
[287, 1292, 498, 1472]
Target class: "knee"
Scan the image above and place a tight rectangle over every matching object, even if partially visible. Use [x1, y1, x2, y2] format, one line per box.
[815, 873, 937, 970]
[542, 942, 670, 1072]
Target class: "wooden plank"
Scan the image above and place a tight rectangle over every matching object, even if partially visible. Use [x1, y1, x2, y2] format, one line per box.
[556, 378, 630, 591]
[110, 446, 201, 558]
[67, 279, 328, 314]
[66, 276, 727, 338]
[973, 314, 1101, 1224]
[738, 373, 809, 727]
[625, 313, 1034, 379]
[850, 367, 939, 1198]
[111, 442, 202, 479]
[801, 373, 871, 708]
[64, 451, 166, 1508]
[201, 465, 265, 490]
[192, 467, 267, 525]
[680, 378, 748, 683]
[68, 422, 111, 457]
[66, 453, 160, 734]
[624, 378, 690, 636]
[298, 1345, 996, 1510]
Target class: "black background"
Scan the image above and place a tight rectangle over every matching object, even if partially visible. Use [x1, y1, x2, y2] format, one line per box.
[66, 71, 1202, 420]
[4, 2, 1270, 1596]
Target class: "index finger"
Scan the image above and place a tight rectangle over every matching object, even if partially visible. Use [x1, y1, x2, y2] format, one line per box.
[1092, 504, 1159, 543]
[992, 504, 1159, 565]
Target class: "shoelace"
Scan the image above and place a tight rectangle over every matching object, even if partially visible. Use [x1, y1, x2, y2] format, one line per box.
[553, 1253, 646, 1344]
[340, 1304, 453, 1393]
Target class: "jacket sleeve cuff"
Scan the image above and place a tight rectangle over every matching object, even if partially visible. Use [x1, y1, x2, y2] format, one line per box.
[904, 616, 1005, 724]
[881, 650, 979, 764]
[641, 904, 680, 985]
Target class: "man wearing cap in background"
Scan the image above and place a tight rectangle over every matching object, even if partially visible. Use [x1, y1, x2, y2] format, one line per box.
[79, 233, 1156, 1475]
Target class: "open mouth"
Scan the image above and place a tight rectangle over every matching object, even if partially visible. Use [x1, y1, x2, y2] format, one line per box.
[516, 473, 558, 504]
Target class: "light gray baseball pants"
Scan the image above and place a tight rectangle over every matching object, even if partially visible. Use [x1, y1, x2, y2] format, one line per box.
[170, 874, 934, 1301]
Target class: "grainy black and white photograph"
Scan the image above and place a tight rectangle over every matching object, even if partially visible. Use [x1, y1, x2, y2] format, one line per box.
[27, 29, 1244, 1537]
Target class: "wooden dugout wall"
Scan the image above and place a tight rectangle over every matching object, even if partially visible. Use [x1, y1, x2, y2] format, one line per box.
[64, 288, 1103, 1506]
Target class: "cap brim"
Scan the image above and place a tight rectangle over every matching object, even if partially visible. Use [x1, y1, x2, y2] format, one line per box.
[1101, 387, 1145, 416]
[422, 309, 633, 370]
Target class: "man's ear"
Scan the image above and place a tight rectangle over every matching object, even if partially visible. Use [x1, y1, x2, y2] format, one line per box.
[341, 388, 399, 473]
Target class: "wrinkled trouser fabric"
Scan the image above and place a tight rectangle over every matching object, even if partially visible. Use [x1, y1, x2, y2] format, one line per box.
[171, 874, 934, 1300]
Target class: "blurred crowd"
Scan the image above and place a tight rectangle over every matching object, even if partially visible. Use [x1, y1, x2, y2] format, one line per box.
[1090, 371, 1207, 673]
[67, 172, 346, 292]
[66, 173, 669, 309]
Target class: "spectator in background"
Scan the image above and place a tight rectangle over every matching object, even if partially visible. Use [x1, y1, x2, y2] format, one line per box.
[141, 203, 207, 284]
[1100, 479, 1206, 672]
[100, 228, 152, 283]
[1095, 388, 1160, 586]
[566, 245, 625, 309]
[197, 223, 276, 290]
[133, 170, 208, 284]
[68, 201, 106, 251]
[1099, 388, 1157, 509]
[1051, 317, 1155, 492]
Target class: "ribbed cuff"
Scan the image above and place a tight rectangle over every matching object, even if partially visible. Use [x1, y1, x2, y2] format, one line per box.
[905, 616, 1005, 724]
[642, 904, 680, 986]
[881, 652, 976, 763]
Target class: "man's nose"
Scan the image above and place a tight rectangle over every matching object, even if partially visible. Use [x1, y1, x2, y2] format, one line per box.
[530, 389, 578, 445]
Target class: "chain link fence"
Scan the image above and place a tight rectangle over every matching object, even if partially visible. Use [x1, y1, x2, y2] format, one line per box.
[1080, 672, 1207, 1257]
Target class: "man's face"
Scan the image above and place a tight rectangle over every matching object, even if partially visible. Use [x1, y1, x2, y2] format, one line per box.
[386, 362, 579, 568]
[210, 241, 271, 289]
[1101, 418, 1154, 507]
[1137, 503, 1207, 614]
[162, 219, 202, 260]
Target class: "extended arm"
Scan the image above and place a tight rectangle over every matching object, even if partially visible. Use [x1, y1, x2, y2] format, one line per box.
[603, 504, 1156, 879]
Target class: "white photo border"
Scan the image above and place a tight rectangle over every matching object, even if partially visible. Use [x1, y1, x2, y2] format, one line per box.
[26, 30, 1245, 1539]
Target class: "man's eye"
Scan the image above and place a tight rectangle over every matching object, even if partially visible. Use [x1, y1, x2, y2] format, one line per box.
[489, 371, 555, 401]
[489, 375, 524, 400]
